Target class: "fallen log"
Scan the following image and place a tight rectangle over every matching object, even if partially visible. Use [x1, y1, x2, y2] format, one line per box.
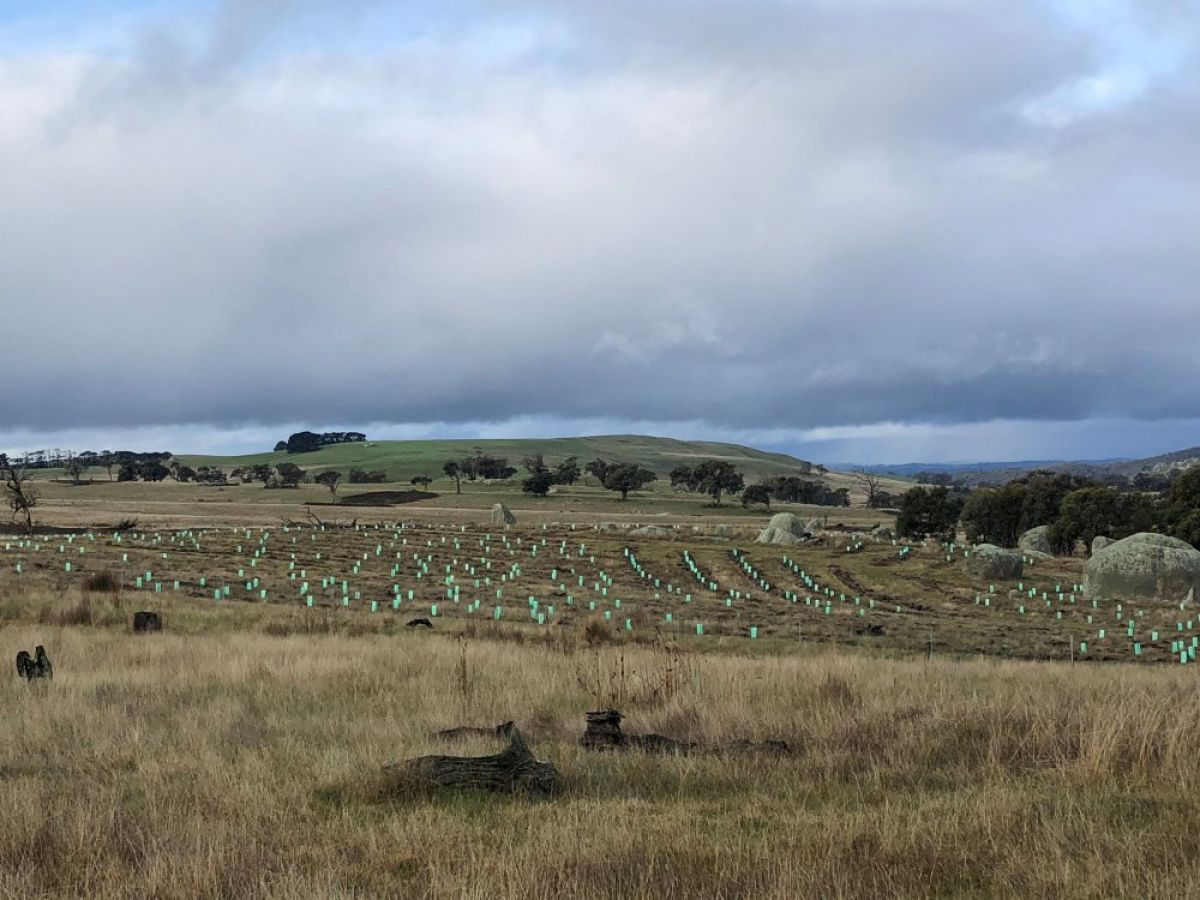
[433, 721, 511, 741]
[580, 709, 790, 756]
[384, 723, 559, 795]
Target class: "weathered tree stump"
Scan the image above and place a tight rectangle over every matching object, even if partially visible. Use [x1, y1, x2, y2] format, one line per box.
[133, 611, 162, 633]
[385, 723, 559, 795]
[34, 646, 53, 679]
[15, 646, 52, 681]
[580, 709, 696, 754]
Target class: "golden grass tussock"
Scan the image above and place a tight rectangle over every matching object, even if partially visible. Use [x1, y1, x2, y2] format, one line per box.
[3, 580, 1200, 898]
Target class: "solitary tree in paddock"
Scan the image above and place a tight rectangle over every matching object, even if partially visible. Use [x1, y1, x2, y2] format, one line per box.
[669, 465, 697, 491]
[522, 454, 549, 475]
[410, 475, 432, 490]
[602, 463, 657, 501]
[315, 470, 342, 500]
[554, 456, 581, 485]
[693, 460, 744, 506]
[275, 463, 305, 488]
[854, 470, 884, 508]
[64, 454, 89, 484]
[443, 460, 462, 494]
[1, 454, 38, 536]
[585, 459, 609, 484]
[522, 469, 555, 496]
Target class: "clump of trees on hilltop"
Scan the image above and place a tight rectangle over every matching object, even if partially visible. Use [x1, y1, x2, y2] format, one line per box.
[442, 449, 519, 494]
[277, 431, 367, 454]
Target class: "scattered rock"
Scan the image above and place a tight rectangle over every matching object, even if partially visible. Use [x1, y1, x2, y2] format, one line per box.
[870, 524, 894, 542]
[1018, 525, 1053, 556]
[630, 525, 675, 538]
[406, 617, 434, 629]
[713, 524, 737, 538]
[490, 504, 516, 526]
[1091, 535, 1114, 555]
[755, 528, 803, 546]
[1084, 533, 1200, 604]
[963, 544, 1024, 580]
[756, 513, 809, 546]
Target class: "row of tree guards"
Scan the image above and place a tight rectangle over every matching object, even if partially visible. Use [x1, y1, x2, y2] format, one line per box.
[3, 523, 1198, 663]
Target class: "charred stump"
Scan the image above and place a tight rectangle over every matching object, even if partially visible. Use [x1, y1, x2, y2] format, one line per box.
[384, 722, 559, 795]
[580, 709, 696, 755]
[15, 646, 52, 681]
[133, 611, 163, 633]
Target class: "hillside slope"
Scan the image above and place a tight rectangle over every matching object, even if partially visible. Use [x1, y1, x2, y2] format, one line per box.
[869, 445, 1200, 486]
[180, 434, 830, 482]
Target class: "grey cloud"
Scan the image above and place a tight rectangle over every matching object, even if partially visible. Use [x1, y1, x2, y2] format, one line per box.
[1, 0, 1198, 447]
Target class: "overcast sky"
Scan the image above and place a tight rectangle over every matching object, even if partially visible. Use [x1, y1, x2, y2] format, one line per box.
[2, 0, 1198, 464]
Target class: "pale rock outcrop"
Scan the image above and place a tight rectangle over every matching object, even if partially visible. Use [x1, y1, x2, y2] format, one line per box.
[963, 544, 1024, 580]
[1084, 533, 1200, 604]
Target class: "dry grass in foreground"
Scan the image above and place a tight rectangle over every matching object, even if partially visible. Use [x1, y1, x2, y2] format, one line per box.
[3, 595, 1200, 898]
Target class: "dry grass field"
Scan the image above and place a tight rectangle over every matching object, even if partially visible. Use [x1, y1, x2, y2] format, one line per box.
[4, 597, 1200, 899]
[2, 505, 1190, 663]
[23, 475, 898, 531]
[4, 486, 1200, 898]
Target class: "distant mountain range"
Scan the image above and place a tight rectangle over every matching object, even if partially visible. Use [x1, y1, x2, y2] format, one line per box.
[855, 446, 1200, 485]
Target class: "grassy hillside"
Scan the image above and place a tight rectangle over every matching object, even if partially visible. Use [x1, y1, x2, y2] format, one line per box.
[871, 444, 1200, 486]
[180, 434, 835, 482]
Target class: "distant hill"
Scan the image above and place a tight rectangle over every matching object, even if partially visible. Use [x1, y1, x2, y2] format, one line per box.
[1096, 446, 1200, 478]
[180, 434, 828, 482]
[861, 445, 1200, 486]
[855, 460, 1114, 477]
